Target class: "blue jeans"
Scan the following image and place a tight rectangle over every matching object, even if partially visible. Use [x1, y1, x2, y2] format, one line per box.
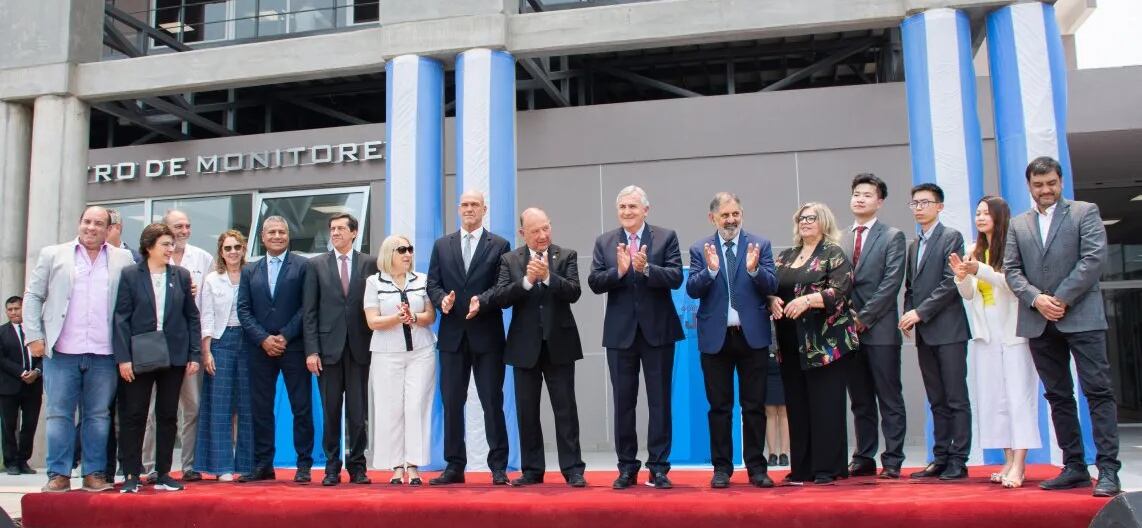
[42, 352, 118, 478]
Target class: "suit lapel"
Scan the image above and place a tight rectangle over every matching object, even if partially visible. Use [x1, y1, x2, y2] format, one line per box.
[640, 225, 653, 258]
[259, 256, 273, 303]
[324, 252, 344, 299]
[163, 267, 175, 327]
[450, 232, 467, 281]
[856, 222, 884, 274]
[840, 226, 855, 261]
[908, 238, 919, 281]
[1029, 211, 1046, 255]
[467, 231, 493, 282]
[1043, 200, 1070, 252]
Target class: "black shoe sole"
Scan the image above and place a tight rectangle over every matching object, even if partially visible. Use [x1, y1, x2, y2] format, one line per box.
[1040, 480, 1092, 490]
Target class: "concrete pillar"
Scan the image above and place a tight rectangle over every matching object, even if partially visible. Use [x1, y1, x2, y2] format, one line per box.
[455, 48, 519, 471]
[26, 94, 90, 274]
[0, 102, 32, 303]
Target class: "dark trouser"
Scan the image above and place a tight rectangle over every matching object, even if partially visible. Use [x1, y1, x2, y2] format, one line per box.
[1, 381, 42, 468]
[440, 336, 508, 472]
[118, 366, 185, 476]
[847, 343, 907, 469]
[607, 329, 674, 475]
[699, 328, 767, 476]
[782, 353, 849, 481]
[916, 337, 970, 464]
[514, 342, 584, 480]
[249, 347, 313, 471]
[318, 345, 369, 476]
[1029, 323, 1120, 471]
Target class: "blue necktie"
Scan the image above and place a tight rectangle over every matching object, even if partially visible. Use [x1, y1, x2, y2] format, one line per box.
[269, 256, 282, 298]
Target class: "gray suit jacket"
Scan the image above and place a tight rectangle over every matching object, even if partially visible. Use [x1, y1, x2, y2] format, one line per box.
[302, 250, 378, 366]
[1003, 198, 1108, 337]
[903, 223, 971, 346]
[841, 220, 907, 346]
[23, 240, 136, 357]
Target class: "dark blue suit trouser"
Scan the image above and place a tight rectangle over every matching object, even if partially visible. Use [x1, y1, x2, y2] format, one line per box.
[607, 328, 673, 474]
[248, 346, 313, 471]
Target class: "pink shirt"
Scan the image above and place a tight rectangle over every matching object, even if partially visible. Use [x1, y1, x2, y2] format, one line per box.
[54, 243, 112, 356]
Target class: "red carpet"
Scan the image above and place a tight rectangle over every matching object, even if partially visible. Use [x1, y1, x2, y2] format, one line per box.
[20, 464, 1110, 528]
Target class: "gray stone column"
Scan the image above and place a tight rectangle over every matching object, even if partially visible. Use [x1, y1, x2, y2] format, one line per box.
[26, 94, 90, 278]
[0, 102, 31, 303]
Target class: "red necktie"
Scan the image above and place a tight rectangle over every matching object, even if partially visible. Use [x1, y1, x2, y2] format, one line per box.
[853, 226, 867, 268]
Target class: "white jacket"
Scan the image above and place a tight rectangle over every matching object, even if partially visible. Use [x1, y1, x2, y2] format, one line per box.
[200, 270, 240, 340]
[954, 245, 1027, 347]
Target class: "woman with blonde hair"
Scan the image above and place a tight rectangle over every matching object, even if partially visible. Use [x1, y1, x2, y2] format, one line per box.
[768, 202, 858, 485]
[364, 235, 437, 485]
[195, 230, 254, 481]
[951, 195, 1040, 488]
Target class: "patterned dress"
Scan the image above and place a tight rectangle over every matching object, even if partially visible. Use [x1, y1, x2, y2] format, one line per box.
[773, 242, 858, 369]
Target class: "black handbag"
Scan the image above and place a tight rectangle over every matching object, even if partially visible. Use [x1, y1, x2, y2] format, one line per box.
[131, 330, 170, 374]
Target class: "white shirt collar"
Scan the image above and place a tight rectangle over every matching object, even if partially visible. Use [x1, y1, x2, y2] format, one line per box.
[624, 223, 646, 242]
[851, 217, 878, 231]
[1036, 203, 1058, 217]
[462, 226, 485, 240]
[718, 230, 741, 249]
[334, 248, 353, 261]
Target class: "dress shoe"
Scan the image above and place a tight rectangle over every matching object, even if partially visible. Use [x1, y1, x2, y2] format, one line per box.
[711, 472, 731, 489]
[910, 463, 946, 479]
[750, 472, 775, 488]
[813, 474, 835, 485]
[350, 472, 371, 485]
[19, 463, 36, 475]
[42, 475, 70, 493]
[430, 469, 465, 485]
[848, 460, 877, 477]
[82, 473, 115, 492]
[1094, 468, 1122, 497]
[5, 466, 19, 476]
[879, 467, 901, 480]
[322, 472, 341, 486]
[237, 468, 276, 482]
[491, 469, 509, 485]
[511, 474, 544, 487]
[566, 473, 587, 488]
[779, 454, 789, 467]
[769, 454, 778, 467]
[182, 469, 202, 482]
[612, 471, 637, 489]
[1039, 466, 1091, 490]
[294, 467, 312, 483]
[647, 472, 672, 489]
[938, 462, 968, 481]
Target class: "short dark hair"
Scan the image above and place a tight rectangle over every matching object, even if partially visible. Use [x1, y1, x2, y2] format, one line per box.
[328, 213, 358, 232]
[911, 182, 944, 203]
[4, 296, 21, 306]
[138, 223, 174, 259]
[851, 173, 888, 199]
[1025, 156, 1063, 182]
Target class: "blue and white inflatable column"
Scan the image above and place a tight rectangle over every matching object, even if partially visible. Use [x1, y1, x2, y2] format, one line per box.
[456, 48, 521, 471]
[987, 1, 1093, 466]
[385, 54, 445, 468]
[902, 8, 986, 465]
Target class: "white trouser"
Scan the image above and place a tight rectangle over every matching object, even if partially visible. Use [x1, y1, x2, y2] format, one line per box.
[369, 345, 437, 469]
[972, 305, 1041, 450]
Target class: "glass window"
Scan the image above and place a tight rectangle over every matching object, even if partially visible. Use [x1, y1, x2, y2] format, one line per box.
[290, 0, 335, 32]
[341, 0, 377, 24]
[154, 0, 229, 44]
[257, 0, 288, 37]
[250, 187, 370, 257]
[152, 194, 253, 254]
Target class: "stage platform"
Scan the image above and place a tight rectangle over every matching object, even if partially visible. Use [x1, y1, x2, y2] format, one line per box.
[20, 465, 1109, 528]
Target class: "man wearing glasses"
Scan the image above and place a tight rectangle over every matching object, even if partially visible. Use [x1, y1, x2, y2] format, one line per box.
[899, 183, 971, 481]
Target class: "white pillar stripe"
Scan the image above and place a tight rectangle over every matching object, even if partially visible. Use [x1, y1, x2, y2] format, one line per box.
[1011, 3, 1060, 164]
[389, 55, 421, 241]
[924, 9, 973, 242]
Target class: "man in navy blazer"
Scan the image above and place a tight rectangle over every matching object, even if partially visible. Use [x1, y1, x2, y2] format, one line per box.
[685, 192, 778, 489]
[427, 190, 512, 486]
[236, 216, 313, 484]
[588, 186, 684, 490]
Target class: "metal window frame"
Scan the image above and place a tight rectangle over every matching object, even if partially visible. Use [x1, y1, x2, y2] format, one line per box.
[250, 184, 371, 258]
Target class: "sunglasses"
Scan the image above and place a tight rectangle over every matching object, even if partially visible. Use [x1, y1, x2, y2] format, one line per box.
[222, 244, 244, 252]
[396, 245, 414, 255]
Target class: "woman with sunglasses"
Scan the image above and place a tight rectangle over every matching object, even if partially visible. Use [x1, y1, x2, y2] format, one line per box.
[364, 235, 437, 486]
[194, 230, 255, 482]
[768, 202, 857, 485]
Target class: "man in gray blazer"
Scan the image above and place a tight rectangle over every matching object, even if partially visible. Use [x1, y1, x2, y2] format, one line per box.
[23, 206, 136, 493]
[842, 174, 908, 479]
[1004, 156, 1120, 496]
[899, 183, 972, 481]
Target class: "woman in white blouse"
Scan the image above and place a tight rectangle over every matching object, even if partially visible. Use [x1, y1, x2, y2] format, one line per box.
[950, 196, 1040, 489]
[195, 230, 254, 481]
[365, 234, 437, 486]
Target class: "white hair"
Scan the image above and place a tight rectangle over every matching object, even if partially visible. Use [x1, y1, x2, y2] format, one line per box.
[615, 185, 649, 207]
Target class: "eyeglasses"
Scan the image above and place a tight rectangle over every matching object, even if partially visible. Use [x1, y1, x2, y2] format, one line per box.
[907, 199, 942, 210]
[222, 245, 243, 252]
[395, 245, 414, 255]
[797, 215, 818, 224]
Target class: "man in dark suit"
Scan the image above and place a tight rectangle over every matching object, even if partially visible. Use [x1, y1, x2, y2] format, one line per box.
[493, 208, 586, 488]
[0, 297, 41, 475]
[587, 185, 684, 490]
[842, 174, 908, 479]
[899, 183, 972, 481]
[303, 213, 376, 486]
[1004, 156, 1120, 496]
[685, 192, 778, 489]
[427, 190, 512, 486]
[236, 215, 313, 483]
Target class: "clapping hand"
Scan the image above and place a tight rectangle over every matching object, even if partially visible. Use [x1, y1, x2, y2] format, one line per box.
[441, 290, 457, 314]
[616, 243, 631, 276]
[632, 246, 648, 274]
[526, 254, 549, 283]
[745, 242, 761, 273]
[703, 243, 720, 272]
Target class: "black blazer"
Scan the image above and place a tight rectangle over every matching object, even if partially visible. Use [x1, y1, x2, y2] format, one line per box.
[0, 323, 40, 396]
[903, 223, 971, 346]
[302, 250, 377, 365]
[587, 224, 685, 349]
[493, 245, 583, 369]
[112, 263, 202, 366]
[237, 251, 308, 353]
[427, 229, 511, 354]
